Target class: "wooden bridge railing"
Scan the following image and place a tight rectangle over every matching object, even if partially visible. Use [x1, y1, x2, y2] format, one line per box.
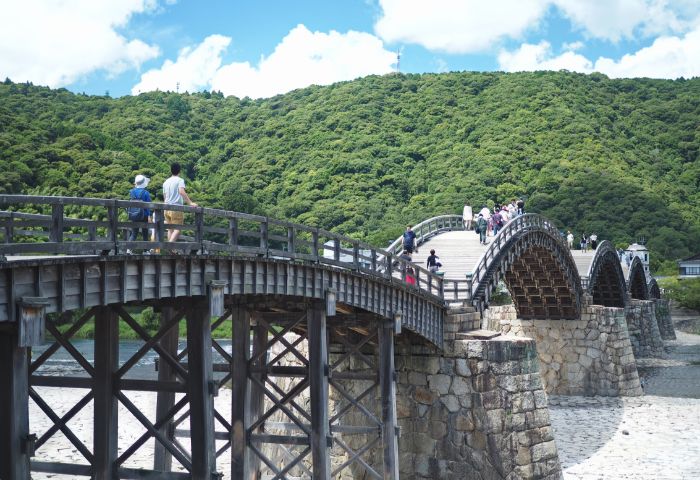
[0, 195, 445, 302]
[386, 214, 464, 256]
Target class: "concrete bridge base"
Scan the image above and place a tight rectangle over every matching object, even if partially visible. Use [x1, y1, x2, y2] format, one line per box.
[483, 304, 643, 397]
[626, 299, 665, 357]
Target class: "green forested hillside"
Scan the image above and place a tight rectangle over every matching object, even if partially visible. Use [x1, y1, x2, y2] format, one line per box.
[1, 72, 698, 265]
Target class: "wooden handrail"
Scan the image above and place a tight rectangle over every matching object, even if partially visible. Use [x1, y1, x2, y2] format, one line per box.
[386, 214, 463, 255]
[0, 195, 444, 302]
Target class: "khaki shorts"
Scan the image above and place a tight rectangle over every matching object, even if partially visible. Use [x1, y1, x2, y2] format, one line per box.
[164, 210, 184, 225]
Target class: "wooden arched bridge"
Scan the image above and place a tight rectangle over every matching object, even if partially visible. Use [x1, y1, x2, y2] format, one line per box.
[0, 195, 657, 480]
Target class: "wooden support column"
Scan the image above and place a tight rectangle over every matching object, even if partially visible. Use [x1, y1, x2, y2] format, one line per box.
[248, 315, 267, 479]
[308, 302, 331, 479]
[231, 305, 251, 479]
[0, 301, 40, 480]
[379, 318, 399, 480]
[187, 296, 217, 480]
[154, 305, 178, 472]
[93, 306, 119, 480]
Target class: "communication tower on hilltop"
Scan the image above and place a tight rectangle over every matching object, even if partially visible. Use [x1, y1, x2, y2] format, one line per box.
[396, 47, 402, 74]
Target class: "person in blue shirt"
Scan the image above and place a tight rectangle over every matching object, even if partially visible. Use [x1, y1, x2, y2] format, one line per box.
[127, 174, 152, 254]
[402, 225, 417, 254]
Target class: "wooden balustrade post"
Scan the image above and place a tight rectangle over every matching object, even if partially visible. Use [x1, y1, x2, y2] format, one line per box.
[333, 238, 340, 262]
[155, 206, 165, 249]
[194, 210, 204, 253]
[466, 274, 473, 302]
[49, 204, 64, 244]
[353, 242, 360, 270]
[287, 227, 295, 254]
[106, 203, 119, 255]
[3, 211, 15, 244]
[228, 217, 238, 249]
[259, 219, 268, 252]
[312, 230, 319, 261]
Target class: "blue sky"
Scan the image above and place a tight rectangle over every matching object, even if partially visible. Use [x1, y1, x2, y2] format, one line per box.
[2, 1, 699, 98]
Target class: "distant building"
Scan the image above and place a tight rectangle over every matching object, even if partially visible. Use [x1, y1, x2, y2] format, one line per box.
[678, 253, 700, 278]
[625, 242, 650, 280]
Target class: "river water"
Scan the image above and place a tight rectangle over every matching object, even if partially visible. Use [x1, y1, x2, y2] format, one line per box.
[31, 339, 234, 380]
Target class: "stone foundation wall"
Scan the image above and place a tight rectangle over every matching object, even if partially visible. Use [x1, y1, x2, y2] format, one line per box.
[483, 305, 642, 397]
[395, 338, 562, 480]
[625, 299, 665, 357]
[653, 298, 676, 340]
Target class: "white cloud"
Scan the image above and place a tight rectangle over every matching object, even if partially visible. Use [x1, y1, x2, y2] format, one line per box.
[498, 25, 700, 79]
[562, 41, 585, 51]
[0, 0, 161, 87]
[132, 35, 231, 94]
[498, 41, 593, 73]
[552, 0, 655, 42]
[133, 25, 397, 98]
[374, 0, 550, 53]
[594, 27, 700, 78]
[374, 0, 700, 52]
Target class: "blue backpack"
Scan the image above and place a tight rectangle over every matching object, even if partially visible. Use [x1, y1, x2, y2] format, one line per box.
[127, 189, 148, 222]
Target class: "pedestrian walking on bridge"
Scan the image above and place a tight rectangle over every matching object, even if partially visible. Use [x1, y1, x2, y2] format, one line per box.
[476, 213, 488, 245]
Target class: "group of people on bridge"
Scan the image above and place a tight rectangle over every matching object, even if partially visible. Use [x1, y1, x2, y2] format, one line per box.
[566, 231, 598, 251]
[463, 199, 525, 245]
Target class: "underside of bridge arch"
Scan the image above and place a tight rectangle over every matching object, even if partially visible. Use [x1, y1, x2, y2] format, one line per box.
[648, 279, 661, 299]
[502, 242, 581, 320]
[589, 251, 626, 308]
[628, 258, 649, 300]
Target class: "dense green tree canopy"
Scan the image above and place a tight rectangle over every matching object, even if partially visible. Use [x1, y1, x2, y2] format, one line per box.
[1, 72, 698, 262]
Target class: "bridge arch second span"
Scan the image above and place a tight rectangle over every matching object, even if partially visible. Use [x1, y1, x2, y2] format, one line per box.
[470, 215, 583, 320]
[628, 256, 650, 300]
[585, 240, 627, 308]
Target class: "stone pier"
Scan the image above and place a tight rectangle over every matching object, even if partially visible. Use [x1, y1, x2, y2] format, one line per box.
[395, 337, 562, 480]
[653, 298, 676, 340]
[483, 304, 642, 397]
[625, 299, 665, 357]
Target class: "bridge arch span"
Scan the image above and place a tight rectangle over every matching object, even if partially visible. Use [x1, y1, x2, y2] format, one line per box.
[627, 257, 649, 300]
[470, 215, 583, 320]
[585, 240, 627, 308]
